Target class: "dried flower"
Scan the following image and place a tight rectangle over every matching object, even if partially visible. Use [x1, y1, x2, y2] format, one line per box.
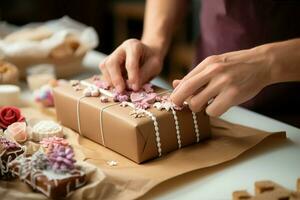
[142, 83, 154, 93]
[47, 145, 75, 173]
[100, 96, 109, 103]
[113, 92, 129, 102]
[155, 96, 162, 102]
[0, 136, 18, 149]
[129, 110, 145, 118]
[135, 102, 150, 109]
[31, 150, 49, 170]
[40, 136, 69, 149]
[94, 80, 110, 90]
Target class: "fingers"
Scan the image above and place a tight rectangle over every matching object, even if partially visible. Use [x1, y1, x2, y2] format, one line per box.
[125, 41, 143, 91]
[170, 72, 211, 106]
[99, 58, 112, 85]
[170, 63, 221, 106]
[188, 79, 223, 112]
[205, 88, 238, 117]
[172, 79, 181, 88]
[99, 39, 146, 92]
[174, 55, 222, 92]
[106, 47, 126, 92]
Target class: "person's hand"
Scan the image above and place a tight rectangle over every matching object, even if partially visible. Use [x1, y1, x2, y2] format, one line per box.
[170, 47, 276, 117]
[99, 39, 164, 92]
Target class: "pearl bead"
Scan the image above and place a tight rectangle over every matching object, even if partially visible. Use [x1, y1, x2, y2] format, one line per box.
[91, 90, 100, 97]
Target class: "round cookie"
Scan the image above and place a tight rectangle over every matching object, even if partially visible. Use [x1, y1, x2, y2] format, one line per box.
[0, 61, 19, 84]
[31, 120, 63, 142]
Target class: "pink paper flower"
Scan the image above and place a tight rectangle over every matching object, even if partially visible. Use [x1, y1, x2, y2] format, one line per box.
[94, 80, 110, 90]
[130, 92, 157, 104]
[142, 83, 154, 93]
[135, 102, 150, 109]
[40, 136, 69, 148]
[47, 145, 75, 173]
[113, 92, 129, 102]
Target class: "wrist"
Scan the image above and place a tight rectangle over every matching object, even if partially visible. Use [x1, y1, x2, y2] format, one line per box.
[255, 39, 300, 84]
[141, 35, 169, 59]
[253, 43, 282, 85]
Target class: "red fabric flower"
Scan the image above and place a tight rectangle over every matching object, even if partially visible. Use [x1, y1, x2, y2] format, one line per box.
[0, 106, 25, 129]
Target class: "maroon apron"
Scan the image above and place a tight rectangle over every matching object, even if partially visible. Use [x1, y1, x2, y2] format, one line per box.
[195, 0, 300, 120]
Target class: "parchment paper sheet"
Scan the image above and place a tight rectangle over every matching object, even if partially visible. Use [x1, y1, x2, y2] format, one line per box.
[0, 16, 98, 59]
[0, 108, 286, 200]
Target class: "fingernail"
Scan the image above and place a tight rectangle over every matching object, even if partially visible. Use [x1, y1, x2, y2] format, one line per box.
[116, 85, 123, 92]
[173, 79, 180, 87]
[133, 84, 139, 91]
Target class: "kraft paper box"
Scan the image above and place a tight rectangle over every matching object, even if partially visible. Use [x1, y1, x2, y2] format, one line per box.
[53, 83, 211, 163]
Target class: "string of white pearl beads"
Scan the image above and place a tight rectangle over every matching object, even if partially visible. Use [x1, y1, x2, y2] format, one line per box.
[119, 101, 162, 156]
[143, 109, 162, 157]
[171, 108, 182, 148]
[192, 112, 200, 143]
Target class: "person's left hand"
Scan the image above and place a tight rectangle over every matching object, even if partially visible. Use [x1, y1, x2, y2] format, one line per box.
[170, 47, 276, 117]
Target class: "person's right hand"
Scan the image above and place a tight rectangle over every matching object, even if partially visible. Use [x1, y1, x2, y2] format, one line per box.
[99, 39, 164, 92]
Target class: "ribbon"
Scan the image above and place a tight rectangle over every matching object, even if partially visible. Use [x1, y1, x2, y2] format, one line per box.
[76, 96, 86, 136]
[76, 94, 118, 146]
[99, 103, 118, 147]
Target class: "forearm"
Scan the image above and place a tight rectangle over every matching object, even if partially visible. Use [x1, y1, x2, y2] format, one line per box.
[141, 0, 187, 58]
[256, 38, 300, 84]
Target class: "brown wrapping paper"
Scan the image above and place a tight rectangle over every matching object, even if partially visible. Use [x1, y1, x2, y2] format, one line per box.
[53, 84, 211, 163]
[0, 108, 286, 200]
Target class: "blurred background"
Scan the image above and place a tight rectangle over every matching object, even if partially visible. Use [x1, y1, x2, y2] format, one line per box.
[0, 0, 200, 83]
[1, 0, 299, 127]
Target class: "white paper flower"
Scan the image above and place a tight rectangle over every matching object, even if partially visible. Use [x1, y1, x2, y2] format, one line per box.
[153, 102, 163, 110]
